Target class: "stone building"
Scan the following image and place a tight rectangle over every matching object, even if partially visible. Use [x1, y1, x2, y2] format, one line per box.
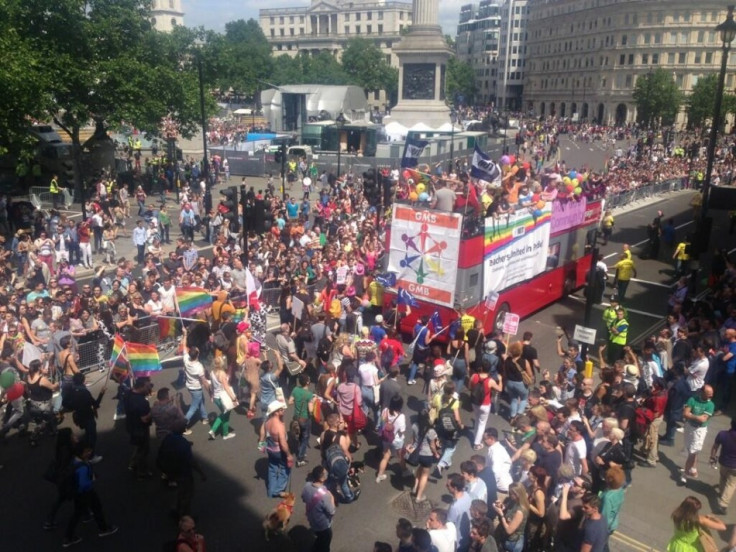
[150, 0, 184, 32]
[523, 0, 733, 125]
[259, 0, 413, 109]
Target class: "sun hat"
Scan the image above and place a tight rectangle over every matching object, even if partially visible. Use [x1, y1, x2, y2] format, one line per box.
[266, 400, 287, 416]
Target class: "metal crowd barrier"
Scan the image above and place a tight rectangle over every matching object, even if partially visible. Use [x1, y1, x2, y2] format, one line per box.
[29, 187, 74, 210]
[133, 322, 179, 359]
[260, 285, 317, 314]
[605, 177, 686, 210]
[77, 333, 112, 373]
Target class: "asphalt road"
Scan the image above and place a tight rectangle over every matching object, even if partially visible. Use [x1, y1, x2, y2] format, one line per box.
[3, 138, 732, 552]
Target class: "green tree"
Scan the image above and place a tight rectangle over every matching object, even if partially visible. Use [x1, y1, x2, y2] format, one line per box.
[632, 68, 683, 127]
[687, 74, 736, 132]
[7, 0, 205, 201]
[341, 38, 398, 98]
[271, 51, 347, 86]
[446, 58, 477, 106]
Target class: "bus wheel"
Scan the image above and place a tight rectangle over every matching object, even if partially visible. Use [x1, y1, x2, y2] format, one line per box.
[493, 303, 510, 334]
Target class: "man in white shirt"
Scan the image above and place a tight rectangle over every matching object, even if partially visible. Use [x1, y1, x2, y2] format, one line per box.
[687, 344, 710, 392]
[483, 428, 513, 496]
[159, 277, 176, 314]
[132, 220, 147, 264]
[564, 420, 589, 476]
[461, 460, 488, 502]
[182, 328, 209, 429]
[426, 508, 457, 552]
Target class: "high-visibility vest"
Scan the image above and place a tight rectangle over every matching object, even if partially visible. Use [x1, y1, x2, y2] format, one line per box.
[610, 318, 628, 345]
[50, 178, 59, 194]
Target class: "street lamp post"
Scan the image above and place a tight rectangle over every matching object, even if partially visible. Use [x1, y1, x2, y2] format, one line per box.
[702, 6, 736, 227]
[448, 110, 457, 173]
[197, 52, 212, 214]
[335, 112, 346, 183]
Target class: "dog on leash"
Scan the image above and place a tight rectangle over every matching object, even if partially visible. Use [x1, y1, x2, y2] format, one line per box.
[263, 492, 296, 540]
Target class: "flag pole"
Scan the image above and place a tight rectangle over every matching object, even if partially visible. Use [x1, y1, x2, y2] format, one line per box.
[104, 341, 126, 387]
[156, 314, 202, 323]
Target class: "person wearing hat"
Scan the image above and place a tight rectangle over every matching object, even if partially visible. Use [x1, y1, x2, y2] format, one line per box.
[263, 399, 293, 498]
[370, 314, 387, 345]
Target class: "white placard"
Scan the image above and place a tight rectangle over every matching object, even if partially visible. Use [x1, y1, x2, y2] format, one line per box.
[573, 324, 597, 345]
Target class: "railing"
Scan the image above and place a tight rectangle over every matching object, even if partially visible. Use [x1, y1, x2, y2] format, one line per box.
[605, 177, 687, 211]
[77, 332, 113, 373]
[29, 187, 74, 210]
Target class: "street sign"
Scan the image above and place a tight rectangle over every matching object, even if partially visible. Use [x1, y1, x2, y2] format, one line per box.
[502, 312, 520, 335]
[573, 324, 597, 345]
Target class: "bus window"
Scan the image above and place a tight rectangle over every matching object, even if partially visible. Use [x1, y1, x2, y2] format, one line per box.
[547, 242, 561, 269]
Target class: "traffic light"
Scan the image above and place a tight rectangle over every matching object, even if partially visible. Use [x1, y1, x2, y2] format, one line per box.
[382, 174, 396, 207]
[362, 169, 380, 208]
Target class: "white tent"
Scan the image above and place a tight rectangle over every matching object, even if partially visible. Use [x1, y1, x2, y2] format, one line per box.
[436, 122, 459, 132]
[410, 122, 433, 131]
[384, 121, 408, 140]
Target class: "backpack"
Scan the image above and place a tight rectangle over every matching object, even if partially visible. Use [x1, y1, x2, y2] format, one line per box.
[213, 329, 229, 351]
[381, 413, 398, 443]
[632, 406, 655, 443]
[324, 441, 348, 470]
[471, 377, 487, 406]
[380, 344, 395, 370]
[436, 399, 460, 440]
[317, 335, 333, 361]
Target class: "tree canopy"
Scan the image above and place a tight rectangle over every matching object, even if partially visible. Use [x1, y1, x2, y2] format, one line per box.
[341, 38, 398, 98]
[687, 73, 736, 132]
[632, 68, 683, 128]
[446, 58, 477, 106]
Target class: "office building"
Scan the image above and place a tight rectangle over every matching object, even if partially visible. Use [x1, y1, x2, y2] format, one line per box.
[455, 1, 502, 104]
[523, 0, 732, 125]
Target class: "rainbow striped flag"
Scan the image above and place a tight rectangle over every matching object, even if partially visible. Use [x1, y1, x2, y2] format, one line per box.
[157, 317, 178, 340]
[126, 341, 161, 373]
[176, 287, 212, 317]
[110, 334, 130, 383]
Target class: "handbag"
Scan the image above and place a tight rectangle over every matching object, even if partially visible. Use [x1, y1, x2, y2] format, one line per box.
[351, 384, 367, 431]
[515, 360, 533, 387]
[286, 360, 304, 376]
[467, 331, 482, 364]
[219, 392, 236, 413]
[698, 526, 718, 552]
[405, 428, 428, 466]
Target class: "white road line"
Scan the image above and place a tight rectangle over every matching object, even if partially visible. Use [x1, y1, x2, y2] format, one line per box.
[603, 276, 672, 289]
[568, 295, 663, 319]
[603, 220, 694, 260]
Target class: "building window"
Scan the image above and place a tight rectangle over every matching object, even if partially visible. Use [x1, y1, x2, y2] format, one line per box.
[355, 12, 361, 21]
[344, 25, 349, 34]
[367, 11, 372, 20]
[669, 31, 677, 44]
[279, 16, 284, 24]
[627, 53, 633, 64]
[299, 28, 304, 35]
[300, 16, 304, 23]
[345, 13, 350, 21]
[399, 11, 404, 20]
[657, 12, 664, 24]
[290, 28, 294, 36]
[667, 52, 675, 64]
[378, 24, 383, 34]
[289, 16, 294, 24]
[706, 52, 713, 64]
[654, 32, 662, 44]
[652, 53, 659, 64]
[709, 31, 716, 43]
[356, 25, 361, 34]
[678, 52, 686, 64]
[619, 54, 625, 65]
[646, 12, 653, 24]
[270, 29, 274, 37]
[378, 11, 383, 20]
[644, 33, 651, 44]
[680, 31, 688, 44]
[694, 52, 701, 64]
[625, 74, 633, 88]
[280, 28, 284, 36]
[621, 34, 627, 45]
[270, 17, 274, 25]
[367, 25, 371, 33]
[642, 53, 648, 64]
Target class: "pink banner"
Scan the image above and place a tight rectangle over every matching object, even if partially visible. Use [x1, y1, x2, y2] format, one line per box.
[550, 197, 588, 234]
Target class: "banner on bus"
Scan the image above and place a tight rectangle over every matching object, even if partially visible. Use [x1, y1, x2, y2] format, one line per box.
[483, 204, 552, 292]
[550, 197, 603, 234]
[388, 204, 463, 307]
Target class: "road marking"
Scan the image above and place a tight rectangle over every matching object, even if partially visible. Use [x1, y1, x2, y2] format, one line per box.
[568, 296, 663, 319]
[603, 220, 694, 260]
[611, 530, 663, 552]
[604, 275, 672, 289]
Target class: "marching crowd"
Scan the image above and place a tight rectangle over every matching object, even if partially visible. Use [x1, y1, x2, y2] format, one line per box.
[0, 115, 735, 552]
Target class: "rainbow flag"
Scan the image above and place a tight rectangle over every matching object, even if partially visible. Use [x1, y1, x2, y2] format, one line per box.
[157, 317, 178, 340]
[126, 341, 161, 373]
[176, 287, 212, 317]
[110, 334, 130, 383]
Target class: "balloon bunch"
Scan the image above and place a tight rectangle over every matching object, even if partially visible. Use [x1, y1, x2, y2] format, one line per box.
[402, 165, 432, 203]
[560, 169, 589, 200]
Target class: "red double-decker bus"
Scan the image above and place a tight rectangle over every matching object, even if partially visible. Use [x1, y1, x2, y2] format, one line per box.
[384, 195, 603, 336]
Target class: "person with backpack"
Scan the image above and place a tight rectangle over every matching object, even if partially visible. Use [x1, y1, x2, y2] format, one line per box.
[432, 382, 464, 477]
[470, 359, 503, 450]
[320, 413, 356, 503]
[376, 395, 407, 483]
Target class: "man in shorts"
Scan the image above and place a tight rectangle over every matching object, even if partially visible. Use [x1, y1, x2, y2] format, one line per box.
[680, 385, 714, 485]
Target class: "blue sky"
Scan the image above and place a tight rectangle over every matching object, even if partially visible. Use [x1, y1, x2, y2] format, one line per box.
[181, 0, 462, 36]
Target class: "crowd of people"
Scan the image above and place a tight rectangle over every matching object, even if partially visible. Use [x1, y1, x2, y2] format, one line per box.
[1, 113, 735, 551]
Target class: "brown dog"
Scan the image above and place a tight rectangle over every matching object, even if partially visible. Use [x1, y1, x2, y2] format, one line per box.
[263, 492, 296, 540]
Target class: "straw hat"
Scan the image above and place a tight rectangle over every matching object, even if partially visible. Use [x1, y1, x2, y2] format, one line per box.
[266, 400, 287, 417]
